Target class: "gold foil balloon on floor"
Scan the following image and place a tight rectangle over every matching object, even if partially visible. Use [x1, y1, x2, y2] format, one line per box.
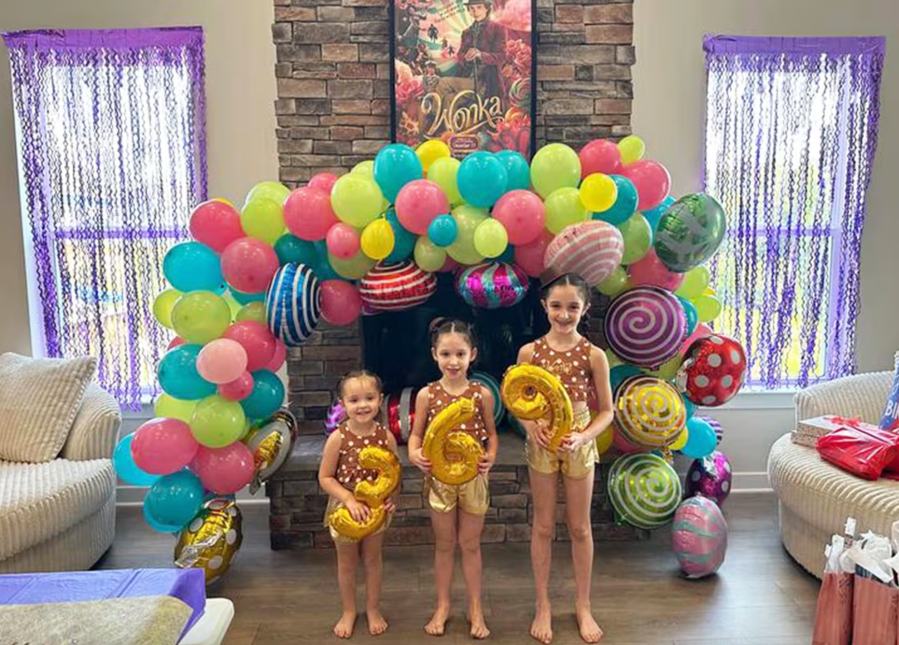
[614, 375, 685, 449]
[244, 410, 296, 494]
[329, 445, 401, 541]
[501, 364, 574, 453]
[174, 498, 243, 585]
[422, 398, 485, 485]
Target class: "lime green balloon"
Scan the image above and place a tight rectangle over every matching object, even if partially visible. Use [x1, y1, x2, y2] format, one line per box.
[644, 355, 683, 381]
[606, 349, 624, 368]
[223, 292, 242, 321]
[237, 301, 266, 323]
[530, 143, 581, 199]
[153, 288, 182, 329]
[190, 395, 247, 448]
[428, 157, 463, 206]
[618, 213, 652, 265]
[414, 236, 447, 271]
[329, 251, 376, 280]
[545, 187, 589, 234]
[171, 291, 232, 344]
[473, 218, 509, 258]
[241, 197, 285, 245]
[331, 175, 384, 227]
[675, 266, 711, 300]
[618, 135, 646, 166]
[352, 160, 375, 177]
[694, 294, 722, 322]
[597, 266, 630, 297]
[155, 393, 199, 423]
[447, 204, 487, 265]
[244, 181, 290, 207]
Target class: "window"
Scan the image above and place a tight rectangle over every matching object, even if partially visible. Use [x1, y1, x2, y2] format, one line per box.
[703, 36, 884, 388]
[4, 28, 206, 409]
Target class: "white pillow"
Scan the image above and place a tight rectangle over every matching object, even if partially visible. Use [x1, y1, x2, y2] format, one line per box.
[0, 353, 97, 463]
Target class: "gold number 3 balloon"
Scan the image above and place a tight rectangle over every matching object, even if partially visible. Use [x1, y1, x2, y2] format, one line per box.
[423, 397, 485, 485]
[501, 364, 574, 453]
[329, 445, 401, 541]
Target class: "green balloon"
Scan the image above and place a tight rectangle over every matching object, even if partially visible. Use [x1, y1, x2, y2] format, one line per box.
[155, 393, 199, 423]
[153, 288, 182, 329]
[618, 213, 652, 265]
[530, 143, 581, 199]
[171, 291, 232, 345]
[428, 157, 463, 206]
[544, 187, 588, 235]
[244, 181, 290, 207]
[331, 175, 384, 228]
[241, 197, 285, 245]
[473, 218, 508, 258]
[236, 302, 267, 323]
[190, 395, 247, 448]
[597, 266, 630, 297]
[414, 236, 447, 271]
[654, 193, 726, 272]
[447, 204, 487, 265]
[675, 266, 710, 300]
[607, 453, 681, 530]
[329, 251, 376, 280]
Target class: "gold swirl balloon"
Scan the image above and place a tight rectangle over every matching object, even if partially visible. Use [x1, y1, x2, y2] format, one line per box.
[423, 398, 485, 485]
[614, 375, 685, 449]
[174, 498, 243, 585]
[501, 364, 574, 453]
[244, 414, 295, 494]
[329, 445, 401, 541]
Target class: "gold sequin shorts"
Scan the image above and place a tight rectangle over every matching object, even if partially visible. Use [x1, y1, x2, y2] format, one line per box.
[324, 496, 393, 544]
[525, 408, 598, 479]
[425, 472, 490, 515]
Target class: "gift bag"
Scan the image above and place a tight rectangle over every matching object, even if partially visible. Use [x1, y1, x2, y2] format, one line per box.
[811, 572, 853, 645]
[817, 425, 899, 480]
[851, 575, 898, 645]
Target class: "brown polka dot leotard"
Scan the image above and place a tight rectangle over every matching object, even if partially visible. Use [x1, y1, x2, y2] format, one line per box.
[530, 335, 593, 404]
[426, 380, 489, 444]
[335, 422, 392, 490]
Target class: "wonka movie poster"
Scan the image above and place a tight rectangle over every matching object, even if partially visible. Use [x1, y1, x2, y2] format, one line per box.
[390, 0, 535, 159]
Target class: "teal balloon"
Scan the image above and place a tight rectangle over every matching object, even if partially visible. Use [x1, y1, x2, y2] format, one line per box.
[682, 417, 717, 458]
[495, 150, 531, 191]
[275, 234, 317, 266]
[232, 289, 266, 305]
[471, 371, 505, 425]
[654, 193, 727, 272]
[158, 344, 217, 400]
[594, 175, 638, 225]
[385, 208, 416, 262]
[497, 244, 515, 263]
[678, 296, 699, 335]
[457, 152, 509, 208]
[163, 242, 223, 293]
[428, 214, 458, 247]
[144, 470, 205, 529]
[311, 240, 342, 281]
[610, 364, 642, 395]
[683, 398, 696, 420]
[642, 195, 675, 232]
[373, 144, 423, 202]
[241, 370, 285, 420]
[142, 500, 183, 533]
[114, 434, 159, 487]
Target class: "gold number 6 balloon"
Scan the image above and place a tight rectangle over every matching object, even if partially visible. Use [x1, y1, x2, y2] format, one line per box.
[423, 397, 485, 485]
[501, 364, 574, 453]
[329, 446, 401, 541]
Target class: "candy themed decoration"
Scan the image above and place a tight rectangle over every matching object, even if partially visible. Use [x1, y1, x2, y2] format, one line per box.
[324, 399, 346, 435]
[174, 498, 243, 585]
[501, 364, 574, 454]
[685, 451, 733, 506]
[654, 193, 727, 272]
[245, 413, 296, 494]
[607, 453, 682, 530]
[678, 334, 747, 407]
[614, 376, 686, 449]
[359, 261, 437, 312]
[264, 263, 320, 347]
[604, 287, 687, 368]
[672, 496, 728, 578]
[704, 416, 724, 445]
[422, 398, 485, 486]
[381, 387, 418, 444]
[542, 220, 624, 287]
[471, 371, 505, 425]
[455, 262, 530, 310]
[328, 446, 402, 541]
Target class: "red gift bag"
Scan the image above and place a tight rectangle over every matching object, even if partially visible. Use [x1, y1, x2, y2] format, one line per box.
[812, 572, 853, 645]
[851, 575, 898, 645]
[817, 424, 899, 480]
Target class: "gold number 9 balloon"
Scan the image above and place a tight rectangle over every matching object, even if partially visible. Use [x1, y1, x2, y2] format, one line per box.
[501, 364, 574, 453]
[329, 445, 401, 541]
[423, 397, 485, 485]
[175, 498, 243, 585]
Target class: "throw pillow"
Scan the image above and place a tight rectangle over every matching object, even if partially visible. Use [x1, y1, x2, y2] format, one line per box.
[880, 351, 899, 430]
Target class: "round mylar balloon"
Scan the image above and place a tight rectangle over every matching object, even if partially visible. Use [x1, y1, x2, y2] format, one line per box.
[604, 287, 687, 368]
[654, 193, 727, 272]
[380, 386, 418, 444]
[685, 450, 732, 506]
[264, 263, 320, 347]
[672, 496, 728, 578]
[455, 262, 529, 310]
[542, 220, 624, 287]
[678, 334, 747, 407]
[359, 261, 437, 312]
[614, 375, 686, 449]
[607, 453, 681, 530]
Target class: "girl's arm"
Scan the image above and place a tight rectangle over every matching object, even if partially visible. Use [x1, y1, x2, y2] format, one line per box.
[569, 346, 614, 444]
[384, 430, 399, 513]
[516, 344, 553, 449]
[406, 388, 432, 473]
[318, 431, 370, 521]
[478, 385, 499, 474]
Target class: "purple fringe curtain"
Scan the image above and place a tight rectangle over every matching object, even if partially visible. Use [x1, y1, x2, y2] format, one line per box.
[703, 35, 884, 389]
[3, 27, 207, 409]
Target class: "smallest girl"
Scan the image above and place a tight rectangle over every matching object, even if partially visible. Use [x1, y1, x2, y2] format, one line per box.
[319, 370, 398, 639]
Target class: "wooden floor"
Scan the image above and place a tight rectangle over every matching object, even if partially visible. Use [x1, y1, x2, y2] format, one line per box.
[99, 493, 819, 645]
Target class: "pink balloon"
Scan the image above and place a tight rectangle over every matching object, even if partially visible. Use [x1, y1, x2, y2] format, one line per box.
[612, 428, 642, 453]
[195, 443, 256, 495]
[326, 223, 361, 260]
[438, 256, 460, 273]
[197, 338, 248, 385]
[219, 371, 254, 401]
[320, 280, 362, 325]
[514, 230, 554, 278]
[266, 339, 287, 372]
[621, 160, 671, 210]
[309, 172, 339, 194]
[131, 418, 199, 475]
[221, 237, 280, 294]
[223, 321, 277, 372]
[681, 323, 713, 354]
[492, 190, 546, 246]
[628, 248, 685, 291]
[395, 180, 449, 235]
[189, 201, 245, 253]
[167, 337, 187, 351]
[283, 187, 339, 241]
[579, 139, 623, 179]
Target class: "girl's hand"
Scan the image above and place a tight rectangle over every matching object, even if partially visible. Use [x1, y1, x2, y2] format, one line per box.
[559, 432, 588, 454]
[345, 497, 371, 523]
[409, 447, 432, 474]
[384, 497, 397, 514]
[477, 452, 495, 475]
[528, 419, 554, 450]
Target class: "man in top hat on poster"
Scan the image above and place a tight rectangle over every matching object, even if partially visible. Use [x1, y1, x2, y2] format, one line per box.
[456, 0, 507, 106]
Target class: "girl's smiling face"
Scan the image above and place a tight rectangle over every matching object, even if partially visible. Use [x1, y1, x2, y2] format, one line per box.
[432, 331, 477, 382]
[542, 283, 589, 335]
[340, 376, 382, 425]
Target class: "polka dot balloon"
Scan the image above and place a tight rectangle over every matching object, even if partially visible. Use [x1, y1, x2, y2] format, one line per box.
[685, 450, 732, 506]
[174, 498, 243, 585]
[677, 334, 746, 407]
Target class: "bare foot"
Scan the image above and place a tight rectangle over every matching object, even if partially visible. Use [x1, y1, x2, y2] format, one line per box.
[333, 611, 356, 639]
[575, 606, 603, 644]
[530, 602, 553, 644]
[425, 604, 450, 636]
[468, 607, 491, 640]
[367, 608, 388, 636]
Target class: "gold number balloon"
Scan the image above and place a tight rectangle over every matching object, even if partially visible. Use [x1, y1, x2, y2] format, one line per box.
[501, 364, 574, 453]
[174, 498, 243, 585]
[329, 445, 401, 541]
[423, 397, 485, 485]
[614, 375, 686, 449]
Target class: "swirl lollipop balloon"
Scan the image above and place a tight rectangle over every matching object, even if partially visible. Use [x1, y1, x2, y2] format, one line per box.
[614, 375, 686, 449]
[607, 453, 682, 530]
[604, 287, 687, 368]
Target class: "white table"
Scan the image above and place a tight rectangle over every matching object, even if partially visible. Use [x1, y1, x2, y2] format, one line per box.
[181, 598, 234, 645]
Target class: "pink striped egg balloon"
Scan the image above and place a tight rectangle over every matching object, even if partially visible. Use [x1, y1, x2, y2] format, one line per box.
[542, 220, 624, 287]
[359, 261, 437, 312]
[455, 262, 530, 309]
[672, 496, 727, 579]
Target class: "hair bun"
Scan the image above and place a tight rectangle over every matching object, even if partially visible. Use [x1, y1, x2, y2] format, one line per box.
[428, 316, 449, 332]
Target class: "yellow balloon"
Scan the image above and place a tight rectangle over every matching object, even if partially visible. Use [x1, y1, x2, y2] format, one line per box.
[361, 218, 395, 260]
[446, 204, 487, 265]
[473, 218, 509, 258]
[675, 266, 711, 300]
[174, 499, 243, 585]
[694, 294, 722, 322]
[417, 139, 452, 173]
[153, 289, 182, 329]
[214, 198, 236, 208]
[595, 428, 614, 455]
[614, 376, 685, 449]
[352, 160, 374, 177]
[428, 157, 463, 206]
[597, 266, 630, 297]
[423, 398, 484, 485]
[329, 251, 376, 280]
[670, 426, 689, 451]
[236, 302, 266, 323]
[155, 393, 199, 423]
[580, 173, 618, 213]
[414, 236, 447, 272]
[618, 135, 646, 166]
[501, 364, 574, 453]
[329, 446, 401, 540]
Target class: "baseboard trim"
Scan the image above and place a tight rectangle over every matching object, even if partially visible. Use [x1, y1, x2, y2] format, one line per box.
[731, 471, 771, 492]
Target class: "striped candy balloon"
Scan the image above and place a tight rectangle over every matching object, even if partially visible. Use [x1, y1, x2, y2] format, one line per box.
[471, 371, 505, 425]
[542, 220, 624, 287]
[456, 262, 529, 309]
[672, 495, 728, 578]
[607, 453, 681, 530]
[265, 263, 320, 347]
[614, 375, 686, 448]
[360, 261, 436, 312]
[380, 386, 418, 444]
[604, 286, 686, 367]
